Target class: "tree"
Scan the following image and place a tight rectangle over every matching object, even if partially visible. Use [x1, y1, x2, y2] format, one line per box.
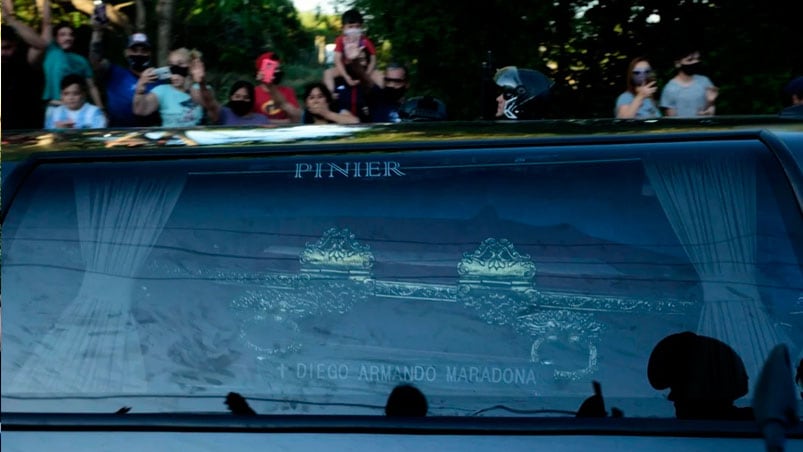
[353, 0, 802, 118]
[172, 0, 312, 73]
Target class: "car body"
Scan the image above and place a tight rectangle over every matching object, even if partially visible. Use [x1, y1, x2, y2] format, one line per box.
[2, 117, 803, 450]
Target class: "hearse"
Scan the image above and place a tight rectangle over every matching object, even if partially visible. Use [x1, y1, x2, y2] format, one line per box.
[2, 117, 802, 451]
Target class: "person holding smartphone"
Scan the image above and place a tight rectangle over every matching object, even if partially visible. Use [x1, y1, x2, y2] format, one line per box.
[615, 57, 661, 119]
[133, 48, 219, 127]
[90, 24, 162, 127]
[253, 52, 301, 123]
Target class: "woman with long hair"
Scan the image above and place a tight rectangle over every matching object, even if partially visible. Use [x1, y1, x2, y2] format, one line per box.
[615, 57, 661, 119]
[301, 82, 359, 124]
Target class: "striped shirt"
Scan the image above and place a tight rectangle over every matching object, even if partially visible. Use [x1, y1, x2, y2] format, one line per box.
[44, 103, 107, 129]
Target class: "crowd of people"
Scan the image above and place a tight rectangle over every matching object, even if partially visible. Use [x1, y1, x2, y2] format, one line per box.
[1, 4, 432, 131]
[2, 2, 802, 131]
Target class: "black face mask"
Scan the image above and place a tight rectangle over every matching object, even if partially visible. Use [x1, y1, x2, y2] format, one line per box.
[127, 54, 151, 72]
[228, 100, 252, 116]
[680, 62, 700, 76]
[170, 65, 189, 77]
[383, 86, 406, 102]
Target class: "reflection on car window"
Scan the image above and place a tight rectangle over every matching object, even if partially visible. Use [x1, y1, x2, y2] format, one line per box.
[2, 141, 802, 416]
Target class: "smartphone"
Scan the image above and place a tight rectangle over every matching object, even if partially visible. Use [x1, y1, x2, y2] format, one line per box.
[93, 0, 108, 24]
[258, 58, 279, 83]
[152, 66, 172, 80]
[645, 73, 657, 85]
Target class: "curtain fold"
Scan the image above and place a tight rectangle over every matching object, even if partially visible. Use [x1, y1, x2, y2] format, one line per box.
[643, 153, 779, 382]
[10, 174, 185, 393]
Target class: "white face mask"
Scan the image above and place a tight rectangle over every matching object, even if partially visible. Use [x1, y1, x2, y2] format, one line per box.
[344, 28, 362, 37]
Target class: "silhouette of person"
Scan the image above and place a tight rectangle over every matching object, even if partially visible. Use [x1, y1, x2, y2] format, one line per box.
[385, 384, 428, 417]
[647, 331, 754, 420]
[225, 391, 256, 415]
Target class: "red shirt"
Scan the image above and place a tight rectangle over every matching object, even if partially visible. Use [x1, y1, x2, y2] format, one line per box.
[253, 84, 300, 121]
[334, 35, 377, 55]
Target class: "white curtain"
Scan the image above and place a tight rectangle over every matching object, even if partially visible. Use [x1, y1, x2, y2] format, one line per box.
[644, 154, 780, 382]
[10, 174, 185, 393]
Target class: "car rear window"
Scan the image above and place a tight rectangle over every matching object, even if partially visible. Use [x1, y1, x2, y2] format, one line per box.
[2, 139, 802, 417]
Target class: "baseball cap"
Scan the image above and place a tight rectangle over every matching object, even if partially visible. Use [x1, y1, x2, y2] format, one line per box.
[127, 33, 151, 49]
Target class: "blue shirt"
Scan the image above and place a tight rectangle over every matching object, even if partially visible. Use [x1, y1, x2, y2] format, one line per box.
[104, 63, 160, 127]
[150, 84, 204, 127]
[368, 86, 402, 123]
[44, 102, 107, 129]
[659, 75, 714, 118]
[615, 92, 661, 118]
[218, 107, 270, 126]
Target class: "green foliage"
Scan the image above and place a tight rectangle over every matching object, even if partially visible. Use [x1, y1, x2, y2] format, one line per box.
[353, 0, 802, 119]
[7, 0, 800, 119]
[172, 0, 315, 74]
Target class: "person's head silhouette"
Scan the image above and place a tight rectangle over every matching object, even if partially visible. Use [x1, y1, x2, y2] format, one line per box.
[648, 331, 753, 420]
[385, 384, 428, 417]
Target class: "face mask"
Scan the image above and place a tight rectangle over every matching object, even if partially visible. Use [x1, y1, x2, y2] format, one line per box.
[170, 65, 189, 77]
[632, 72, 649, 86]
[127, 54, 151, 72]
[383, 86, 406, 102]
[228, 100, 252, 116]
[680, 62, 700, 76]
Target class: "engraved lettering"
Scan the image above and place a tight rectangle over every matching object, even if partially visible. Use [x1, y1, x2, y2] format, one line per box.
[293, 161, 405, 179]
[294, 163, 312, 178]
[384, 161, 405, 176]
[446, 366, 458, 383]
[284, 362, 532, 386]
[366, 161, 381, 177]
[329, 162, 350, 178]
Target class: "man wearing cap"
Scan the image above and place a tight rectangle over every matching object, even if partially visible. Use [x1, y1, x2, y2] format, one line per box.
[253, 52, 301, 123]
[780, 76, 803, 117]
[90, 21, 162, 127]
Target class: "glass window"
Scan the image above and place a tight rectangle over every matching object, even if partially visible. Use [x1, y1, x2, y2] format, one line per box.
[2, 140, 801, 416]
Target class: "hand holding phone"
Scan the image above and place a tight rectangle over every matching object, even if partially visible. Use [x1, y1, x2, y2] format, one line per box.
[258, 58, 279, 84]
[152, 66, 172, 80]
[93, 0, 108, 25]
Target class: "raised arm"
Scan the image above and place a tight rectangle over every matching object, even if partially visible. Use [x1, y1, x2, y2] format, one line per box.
[89, 16, 110, 73]
[86, 77, 105, 110]
[266, 84, 301, 123]
[132, 68, 160, 116]
[187, 59, 220, 124]
[2, 0, 49, 50]
[616, 82, 657, 119]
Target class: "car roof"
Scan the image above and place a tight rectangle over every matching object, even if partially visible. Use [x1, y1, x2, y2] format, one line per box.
[3, 116, 803, 162]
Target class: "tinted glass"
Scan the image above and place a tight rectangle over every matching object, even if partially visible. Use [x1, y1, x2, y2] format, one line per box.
[2, 140, 802, 416]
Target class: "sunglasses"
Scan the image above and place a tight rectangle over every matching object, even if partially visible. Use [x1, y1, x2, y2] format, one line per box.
[384, 77, 406, 84]
[632, 69, 653, 75]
